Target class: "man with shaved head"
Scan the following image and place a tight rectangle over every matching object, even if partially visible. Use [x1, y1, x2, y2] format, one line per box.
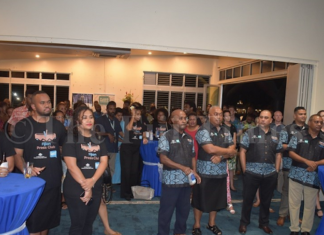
[239, 110, 283, 234]
[287, 114, 324, 235]
[157, 109, 201, 235]
[192, 106, 237, 235]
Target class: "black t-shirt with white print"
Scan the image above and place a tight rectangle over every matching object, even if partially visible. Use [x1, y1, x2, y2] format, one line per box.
[12, 116, 66, 188]
[62, 134, 108, 196]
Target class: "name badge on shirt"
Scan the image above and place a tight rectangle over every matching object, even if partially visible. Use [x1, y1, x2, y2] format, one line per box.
[304, 140, 309, 144]
[50, 150, 57, 158]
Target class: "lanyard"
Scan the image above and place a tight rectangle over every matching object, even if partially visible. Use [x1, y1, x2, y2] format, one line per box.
[106, 115, 115, 131]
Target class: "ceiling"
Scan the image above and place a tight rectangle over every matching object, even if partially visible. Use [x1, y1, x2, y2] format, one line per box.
[0, 41, 219, 60]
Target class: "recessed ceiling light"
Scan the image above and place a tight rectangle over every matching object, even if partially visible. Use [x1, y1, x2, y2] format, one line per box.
[35, 55, 40, 58]
[183, 52, 187, 54]
[148, 52, 152, 55]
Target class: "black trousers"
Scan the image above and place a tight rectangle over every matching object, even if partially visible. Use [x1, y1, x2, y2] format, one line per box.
[158, 185, 191, 235]
[120, 143, 141, 198]
[240, 172, 278, 226]
[64, 193, 101, 235]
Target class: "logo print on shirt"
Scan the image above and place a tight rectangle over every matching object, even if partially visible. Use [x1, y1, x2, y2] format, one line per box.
[35, 130, 56, 141]
[81, 142, 100, 152]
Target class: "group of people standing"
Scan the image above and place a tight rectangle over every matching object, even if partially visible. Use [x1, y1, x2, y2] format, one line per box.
[157, 105, 324, 235]
[1, 88, 324, 235]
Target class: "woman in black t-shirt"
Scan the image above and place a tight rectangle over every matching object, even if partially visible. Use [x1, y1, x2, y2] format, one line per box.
[120, 103, 148, 200]
[63, 106, 108, 235]
[152, 108, 171, 140]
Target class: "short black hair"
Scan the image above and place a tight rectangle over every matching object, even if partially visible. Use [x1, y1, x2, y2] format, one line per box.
[154, 108, 169, 120]
[184, 100, 197, 112]
[223, 110, 230, 116]
[25, 88, 37, 97]
[107, 101, 116, 108]
[52, 110, 65, 117]
[32, 91, 49, 101]
[294, 106, 306, 113]
[115, 107, 123, 115]
[187, 112, 197, 119]
[309, 114, 321, 122]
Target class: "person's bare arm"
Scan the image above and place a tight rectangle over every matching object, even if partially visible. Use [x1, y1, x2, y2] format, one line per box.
[160, 154, 191, 175]
[240, 147, 247, 173]
[289, 151, 317, 169]
[275, 153, 282, 172]
[201, 144, 236, 157]
[6, 156, 14, 172]
[14, 148, 25, 173]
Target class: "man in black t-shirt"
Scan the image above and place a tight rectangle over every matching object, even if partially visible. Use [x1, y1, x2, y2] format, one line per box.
[12, 91, 66, 235]
[0, 131, 15, 176]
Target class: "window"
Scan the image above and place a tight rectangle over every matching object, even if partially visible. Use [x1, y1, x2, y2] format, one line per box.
[157, 91, 169, 109]
[219, 70, 225, 81]
[171, 74, 183, 86]
[42, 73, 55, 80]
[233, 67, 241, 78]
[143, 90, 156, 110]
[158, 74, 170, 86]
[143, 72, 209, 113]
[56, 86, 69, 103]
[0, 70, 70, 108]
[57, 73, 70, 81]
[251, 62, 261, 75]
[262, 61, 272, 73]
[11, 84, 24, 107]
[198, 76, 209, 87]
[11, 71, 24, 78]
[226, 69, 233, 79]
[274, 61, 286, 71]
[242, 64, 250, 77]
[41, 86, 54, 105]
[0, 83, 9, 101]
[0, 71, 9, 78]
[27, 72, 40, 79]
[170, 92, 183, 110]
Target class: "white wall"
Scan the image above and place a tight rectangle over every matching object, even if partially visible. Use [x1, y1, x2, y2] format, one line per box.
[0, 56, 216, 107]
[0, 0, 324, 113]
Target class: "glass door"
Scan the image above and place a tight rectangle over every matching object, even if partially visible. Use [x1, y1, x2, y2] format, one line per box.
[203, 84, 222, 112]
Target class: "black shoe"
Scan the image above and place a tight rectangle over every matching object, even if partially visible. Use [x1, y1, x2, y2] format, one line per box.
[239, 224, 247, 234]
[125, 194, 132, 201]
[301, 232, 310, 235]
[192, 228, 202, 235]
[290, 232, 300, 235]
[206, 224, 222, 235]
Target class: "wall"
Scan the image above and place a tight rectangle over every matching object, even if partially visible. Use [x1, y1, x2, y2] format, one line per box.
[0, 56, 216, 107]
[0, 0, 324, 113]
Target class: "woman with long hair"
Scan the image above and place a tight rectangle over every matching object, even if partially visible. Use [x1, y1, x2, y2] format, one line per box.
[63, 106, 108, 235]
[120, 102, 148, 200]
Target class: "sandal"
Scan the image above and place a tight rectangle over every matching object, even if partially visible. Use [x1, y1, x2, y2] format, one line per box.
[192, 228, 202, 235]
[227, 203, 235, 214]
[206, 224, 222, 235]
[316, 208, 323, 218]
[61, 201, 68, 210]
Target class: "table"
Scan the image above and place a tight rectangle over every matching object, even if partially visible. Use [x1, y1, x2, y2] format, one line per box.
[0, 173, 45, 235]
[317, 166, 324, 235]
[140, 141, 162, 197]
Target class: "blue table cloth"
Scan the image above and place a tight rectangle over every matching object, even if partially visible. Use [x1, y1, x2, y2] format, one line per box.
[0, 173, 45, 235]
[140, 141, 162, 197]
[317, 166, 324, 235]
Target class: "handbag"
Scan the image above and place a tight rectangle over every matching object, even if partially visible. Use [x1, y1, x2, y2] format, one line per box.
[102, 166, 113, 204]
[131, 180, 154, 200]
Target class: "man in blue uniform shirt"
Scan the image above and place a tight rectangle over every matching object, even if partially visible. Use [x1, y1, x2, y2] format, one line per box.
[157, 109, 201, 235]
[288, 114, 324, 235]
[239, 110, 283, 234]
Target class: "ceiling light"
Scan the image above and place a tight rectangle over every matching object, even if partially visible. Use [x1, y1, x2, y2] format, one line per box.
[35, 55, 40, 58]
[17, 97, 20, 101]
[148, 52, 152, 55]
[183, 52, 187, 54]
[13, 93, 17, 96]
